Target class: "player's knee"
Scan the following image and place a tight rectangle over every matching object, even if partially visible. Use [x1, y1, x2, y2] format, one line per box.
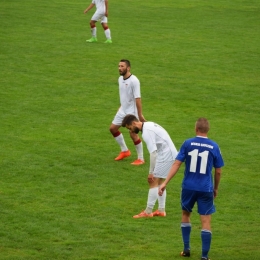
[109, 125, 119, 135]
[102, 24, 109, 30]
[109, 126, 114, 133]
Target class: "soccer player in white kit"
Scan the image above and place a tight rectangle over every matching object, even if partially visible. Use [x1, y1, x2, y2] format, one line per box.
[84, 0, 112, 43]
[109, 60, 146, 165]
[122, 114, 178, 218]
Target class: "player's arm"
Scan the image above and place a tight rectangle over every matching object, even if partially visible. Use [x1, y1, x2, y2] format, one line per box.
[158, 160, 182, 195]
[84, 3, 95, 14]
[213, 167, 222, 198]
[136, 98, 146, 122]
[105, 0, 108, 17]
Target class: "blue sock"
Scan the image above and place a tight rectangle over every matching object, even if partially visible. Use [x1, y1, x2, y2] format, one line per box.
[181, 222, 191, 250]
[201, 229, 212, 258]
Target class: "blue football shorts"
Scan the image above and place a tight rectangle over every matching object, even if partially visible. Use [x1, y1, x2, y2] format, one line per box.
[181, 189, 216, 215]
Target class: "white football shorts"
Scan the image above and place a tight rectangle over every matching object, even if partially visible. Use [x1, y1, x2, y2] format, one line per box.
[153, 160, 174, 179]
[112, 109, 138, 126]
[91, 12, 108, 23]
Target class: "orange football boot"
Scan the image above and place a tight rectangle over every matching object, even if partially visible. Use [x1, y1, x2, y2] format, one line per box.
[133, 210, 153, 219]
[114, 150, 131, 161]
[131, 159, 145, 165]
[152, 210, 166, 217]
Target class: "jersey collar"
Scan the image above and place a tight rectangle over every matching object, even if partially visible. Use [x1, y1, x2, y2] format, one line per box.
[196, 135, 208, 139]
[123, 74, 132, 80]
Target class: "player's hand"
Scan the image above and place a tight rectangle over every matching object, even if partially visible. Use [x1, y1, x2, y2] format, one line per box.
[147, 174, 154, 184]
[213, 189, 218, 198]
[158, 183, 166, 196]
[139, 115, 146, 122]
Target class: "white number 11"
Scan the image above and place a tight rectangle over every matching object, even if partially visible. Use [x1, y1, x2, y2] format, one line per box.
[188, 149, 209, 174]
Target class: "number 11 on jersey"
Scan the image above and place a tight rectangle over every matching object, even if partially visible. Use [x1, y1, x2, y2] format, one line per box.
[188, 149, 209, 174]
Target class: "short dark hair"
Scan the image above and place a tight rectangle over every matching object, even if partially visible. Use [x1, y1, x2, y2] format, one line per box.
[196, 117, 210, 133]
[120, 59, 131, 67]
[122, 114, 138, 127]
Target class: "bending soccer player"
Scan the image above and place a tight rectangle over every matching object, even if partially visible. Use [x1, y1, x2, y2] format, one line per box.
[122, 114, 178, 218]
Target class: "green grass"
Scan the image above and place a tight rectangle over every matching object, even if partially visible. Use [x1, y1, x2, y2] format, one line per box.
[0, 0, 260, 259]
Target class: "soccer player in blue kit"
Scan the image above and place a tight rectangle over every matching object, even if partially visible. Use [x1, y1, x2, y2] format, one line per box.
[159, 118, 224, 260]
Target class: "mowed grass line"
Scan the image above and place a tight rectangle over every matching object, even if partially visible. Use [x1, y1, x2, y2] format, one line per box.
[0, 0, 260, 259]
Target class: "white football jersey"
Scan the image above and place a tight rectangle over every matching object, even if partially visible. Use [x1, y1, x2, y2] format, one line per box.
[118, 74, 141, 115]
[142, 122, 177, 163]
[92, 0, 106, 13]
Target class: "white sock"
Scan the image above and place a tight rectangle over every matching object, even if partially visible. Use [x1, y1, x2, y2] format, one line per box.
[145, 187, 158, 213]
[158, 187, 166, 211]
[115, 133, 128, 152]
[91, 27, 97, 37]
[104, 28, 111, 39]
[135, 141, 144, 160]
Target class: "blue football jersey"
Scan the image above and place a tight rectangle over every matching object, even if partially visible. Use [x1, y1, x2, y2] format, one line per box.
[176, 136, 224, 192]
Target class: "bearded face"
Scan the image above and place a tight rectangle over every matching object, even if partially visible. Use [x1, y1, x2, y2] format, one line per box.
[119, 67, 128, 76]
[133, 126, 140, 134]
[118, 62, 129, 76]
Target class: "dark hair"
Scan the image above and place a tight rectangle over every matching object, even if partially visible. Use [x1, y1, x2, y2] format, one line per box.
[120, 59, 131, 67]
[122, 114, 138, 127]
[196, 117, 210, 133]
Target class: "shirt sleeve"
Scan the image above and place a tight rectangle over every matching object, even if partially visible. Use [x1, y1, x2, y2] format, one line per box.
[131, 76, 141, 99]
[143, 130, 157, 154]
[214, 146, 224, 168]
[176, 141, 186, 162]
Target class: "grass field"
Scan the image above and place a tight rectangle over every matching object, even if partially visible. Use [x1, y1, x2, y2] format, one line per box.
[0, 0, 260, 259]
